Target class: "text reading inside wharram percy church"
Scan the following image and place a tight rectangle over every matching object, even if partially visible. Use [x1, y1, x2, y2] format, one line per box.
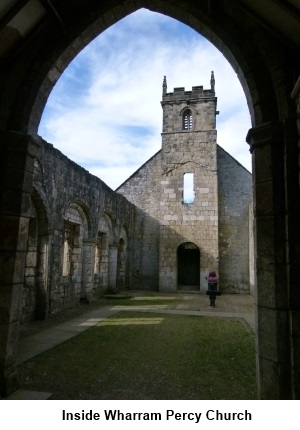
[62, 409, 252, 422]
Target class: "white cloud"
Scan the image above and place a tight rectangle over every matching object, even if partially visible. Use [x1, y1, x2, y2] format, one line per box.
[39, 9, 252, 189]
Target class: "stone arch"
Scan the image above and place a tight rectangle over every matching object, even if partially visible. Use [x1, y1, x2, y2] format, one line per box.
[119, 225, 128, 243]
[71, 200, 92, 240]
[100, 211, 114, 242]
[0, 1, 292, 136]
[62, 202, 89, 276]
[31, 186, 51, 234]
[0, 0, 298, 399]
[32, 158, 45, 191]
[179, 105, 201, 131]
[179, 106, 198, 116]
[23, 188, 50, 322]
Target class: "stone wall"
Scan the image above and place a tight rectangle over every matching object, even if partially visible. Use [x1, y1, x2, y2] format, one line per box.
[116, 152, 162, 290]
[129, 208, 160, 290]
[291, 76, 300, 189]
[23, 202, 39, 323]
[21, 112, 253, 321]
[159, 130, 219, 291]
[116, 151, 162, 219]
[21, 137, 136, 321]
[217, 146, 253, 293]
[118, 142, 252, 293]
[117, 79, 252, 293]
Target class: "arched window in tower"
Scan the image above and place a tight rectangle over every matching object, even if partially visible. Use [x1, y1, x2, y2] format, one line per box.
[183, 109, 193, 130]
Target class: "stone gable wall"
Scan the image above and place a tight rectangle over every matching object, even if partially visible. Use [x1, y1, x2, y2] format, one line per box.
[217, 146, 252, 293]
[116, 151, 162, 219]
[117, 85, 252, 293]
[118, 141, 253, 293]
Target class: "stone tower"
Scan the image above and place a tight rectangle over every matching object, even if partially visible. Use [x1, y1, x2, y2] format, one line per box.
[159, 73, 219, 291]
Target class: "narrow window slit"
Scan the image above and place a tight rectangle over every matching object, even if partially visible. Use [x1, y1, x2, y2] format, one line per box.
[183, 109, 193, 130]
[183, 173, 194, 204]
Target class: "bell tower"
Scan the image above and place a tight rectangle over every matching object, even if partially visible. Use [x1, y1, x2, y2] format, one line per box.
[158, 73, 219, 291]
[161, 72, 217, 137]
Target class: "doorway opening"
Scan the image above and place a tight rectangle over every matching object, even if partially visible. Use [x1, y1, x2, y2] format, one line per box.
[177, 242, 200, 290]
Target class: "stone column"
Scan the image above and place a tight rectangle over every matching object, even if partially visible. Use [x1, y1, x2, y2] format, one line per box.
[291, 77, 300, 400]
[247, 122, 292, 399]
[108, 245, 118, 292]
[0, 131, 40, 397]
[82, 240, 95, 300]
[35, 234, 50, 320]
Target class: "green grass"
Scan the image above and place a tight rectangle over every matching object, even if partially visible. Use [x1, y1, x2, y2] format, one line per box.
[18, 311, 257, 399]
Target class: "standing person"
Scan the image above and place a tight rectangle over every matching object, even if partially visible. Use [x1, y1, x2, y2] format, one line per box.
[206, 270, 219, 307]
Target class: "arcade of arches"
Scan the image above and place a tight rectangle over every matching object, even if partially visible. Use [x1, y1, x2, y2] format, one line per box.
[0, 0, 299, 400]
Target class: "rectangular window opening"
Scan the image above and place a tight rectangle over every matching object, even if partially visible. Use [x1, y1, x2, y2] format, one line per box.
[183, 173, 195, 204]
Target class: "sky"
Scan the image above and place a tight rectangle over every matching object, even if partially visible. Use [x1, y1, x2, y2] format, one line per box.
[38, 9, 252, 191]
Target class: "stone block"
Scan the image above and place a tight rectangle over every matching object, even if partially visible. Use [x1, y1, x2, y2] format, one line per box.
[257, 306, 290, 363]
[26, 251, 37, 268]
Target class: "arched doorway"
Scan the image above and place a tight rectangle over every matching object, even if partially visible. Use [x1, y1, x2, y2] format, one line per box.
[177, 242, 200, 289]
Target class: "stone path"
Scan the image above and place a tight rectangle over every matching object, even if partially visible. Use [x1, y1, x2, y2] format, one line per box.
[4, 292, 255, 400]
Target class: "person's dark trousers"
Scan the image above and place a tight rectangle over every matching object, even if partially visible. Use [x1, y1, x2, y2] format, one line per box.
[208, 283, 217, 307]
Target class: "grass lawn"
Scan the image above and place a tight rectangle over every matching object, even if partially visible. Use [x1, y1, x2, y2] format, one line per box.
[18, 311, 257, 400]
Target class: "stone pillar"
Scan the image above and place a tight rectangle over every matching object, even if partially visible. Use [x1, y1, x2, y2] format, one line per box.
[35, 234, 50, 320]
[108, 245, 118, 292]
[247, 122, 292, 399]
[82, 240, 95, 300]
[290, 77, 300, 399]
[0, 131, 40, 397]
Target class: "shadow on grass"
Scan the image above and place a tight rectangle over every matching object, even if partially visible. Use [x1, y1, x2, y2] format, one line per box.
[102, 295, 183, 309]
[18, 312, 257, 400]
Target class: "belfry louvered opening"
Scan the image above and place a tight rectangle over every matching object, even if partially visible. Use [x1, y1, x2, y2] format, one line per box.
[183, 109, 193, 130]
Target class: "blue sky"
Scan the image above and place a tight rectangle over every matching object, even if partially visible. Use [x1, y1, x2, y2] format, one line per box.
[39, 9, 252, 190]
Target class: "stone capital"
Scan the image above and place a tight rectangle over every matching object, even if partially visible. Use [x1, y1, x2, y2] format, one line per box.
[246, 122, 283, 153]
[291, 75, 300, 100]
[0, 130, 41, 158]
[0, 131, 41, 217]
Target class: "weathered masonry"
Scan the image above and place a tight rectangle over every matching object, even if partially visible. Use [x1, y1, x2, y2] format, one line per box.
[0, 0, 299, 400]
[117, 75, 252, 293]
[22, 140, 135, 322]
[21, 75, 252, 323]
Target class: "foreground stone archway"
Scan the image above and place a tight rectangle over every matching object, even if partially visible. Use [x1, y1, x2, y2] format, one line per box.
[0, 0, 299, 399]
[0, 1, 287, 133]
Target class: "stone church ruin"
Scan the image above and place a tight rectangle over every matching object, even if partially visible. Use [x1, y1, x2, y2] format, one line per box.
[1, 0, 299, 400]
[21, 74, 252, 323]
